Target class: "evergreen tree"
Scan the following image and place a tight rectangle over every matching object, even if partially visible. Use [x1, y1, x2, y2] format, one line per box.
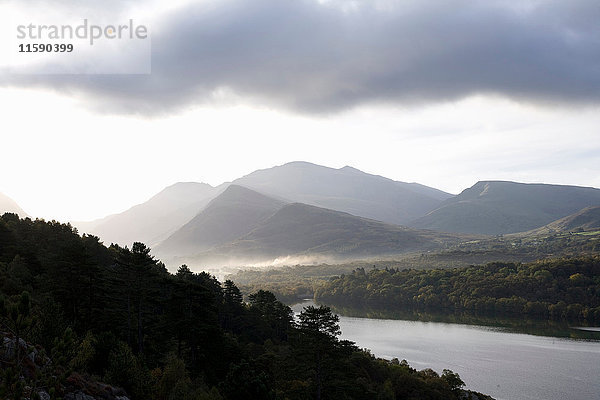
[295, 305, 342, 400]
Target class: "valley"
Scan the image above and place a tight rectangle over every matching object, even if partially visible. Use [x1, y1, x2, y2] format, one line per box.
[2, 161, 599, 400]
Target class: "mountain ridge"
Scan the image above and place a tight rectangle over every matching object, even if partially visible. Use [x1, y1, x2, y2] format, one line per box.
[159, 188, 476, 267]
[232, 161, 452, 225]
[154, 184, 286, 257]
[73, 161, 454, 247]
[0, 192, 28, 217]
[75, 182, 223, 246]
[69, 163, 600, 250]
[410, 180, 600, 235]
[522, 206, 600, 235]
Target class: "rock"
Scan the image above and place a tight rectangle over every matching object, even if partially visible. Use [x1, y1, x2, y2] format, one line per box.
[65, 372, 130, 400]
[37, 391, 51, 400]
[65, 392, 95, 400]
[1, 332, 129, 400]
[3, 336, 28, 358]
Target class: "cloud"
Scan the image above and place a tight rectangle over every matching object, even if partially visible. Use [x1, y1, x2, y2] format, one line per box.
[2, 0, 599, 115]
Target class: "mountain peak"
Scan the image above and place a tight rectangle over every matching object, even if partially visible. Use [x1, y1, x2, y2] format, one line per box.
[75, 181, 220, 246]
[282, 161, 320, 168]
[233, 161, 450, 224]
[220, 184, 257, 194]
[154, 185, 286, 257]
[213, 184, 286, 204]
[339, 165, 361, 173]
[169, 181, 212, 187]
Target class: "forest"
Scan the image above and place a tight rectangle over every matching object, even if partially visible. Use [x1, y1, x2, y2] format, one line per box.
[230, 228, 600, 305]
[0, 213, 491, 400]
[315, 257, 600, 323]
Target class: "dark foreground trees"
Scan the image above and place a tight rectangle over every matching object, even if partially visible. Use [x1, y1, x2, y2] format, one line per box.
[295, 306, 340, 400]
[0, 213, 486, 400]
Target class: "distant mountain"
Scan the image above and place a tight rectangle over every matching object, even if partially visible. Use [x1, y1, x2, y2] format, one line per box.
[410, 181, 600, 235]
[75, 182, 222, 247]
[155, 185, 286, 257]
[158, 186, 472, 266]
[0, 192, 28, 217]
[212, 203, 463, 258]
[73, 162, 453, 248]
[233, 161, 452, 225]
[525, 206, 600, 235]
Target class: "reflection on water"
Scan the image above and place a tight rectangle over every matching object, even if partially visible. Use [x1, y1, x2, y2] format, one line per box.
[292, 301, 600, 400]
[571, 326, 600, 332]
[326, 305, 600, 340]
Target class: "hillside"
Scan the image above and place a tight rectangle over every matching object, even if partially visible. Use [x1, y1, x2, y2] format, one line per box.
[154, 184, 286, 257]
[181, 201, 473, 266]
[315, 256, 600, 324]
[74, 161, 453, 248]
[233, 161, 452, 224]
[0, 192, 28, 217]
[0, 213, 484, 400]
[76, 182, 222, 246]
[410, 181, 600, 235]
[524, 206, 600, 235]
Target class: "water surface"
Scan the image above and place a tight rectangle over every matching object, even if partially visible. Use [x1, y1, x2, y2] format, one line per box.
[293, 302, 600, 400]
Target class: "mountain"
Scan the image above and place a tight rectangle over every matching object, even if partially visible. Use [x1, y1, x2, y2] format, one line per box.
[76, 182, 222, 247]
[155, 185, 286, 257]
[157, 186, 472, 266]
[232, 161, 452, 225]
[525, 206, 600, 235]
[73, 161, 453, 248]
[410, 181, 600, 235]
[212, 203, 464, 259]
[0, 192, 28, 217]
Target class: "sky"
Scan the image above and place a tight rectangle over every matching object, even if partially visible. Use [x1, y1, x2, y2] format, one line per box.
[0, 0, 599, 222]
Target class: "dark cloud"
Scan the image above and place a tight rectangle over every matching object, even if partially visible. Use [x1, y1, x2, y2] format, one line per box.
[3, 0, 600, 114]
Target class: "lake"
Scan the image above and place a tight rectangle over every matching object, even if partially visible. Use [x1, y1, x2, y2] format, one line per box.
[292, 302, 600, 400]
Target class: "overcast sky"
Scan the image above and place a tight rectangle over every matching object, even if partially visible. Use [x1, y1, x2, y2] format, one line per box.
[0, 0, 599, 221]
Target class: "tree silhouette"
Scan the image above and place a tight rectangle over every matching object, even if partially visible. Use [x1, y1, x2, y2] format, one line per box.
[296, 305, 341, 400]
